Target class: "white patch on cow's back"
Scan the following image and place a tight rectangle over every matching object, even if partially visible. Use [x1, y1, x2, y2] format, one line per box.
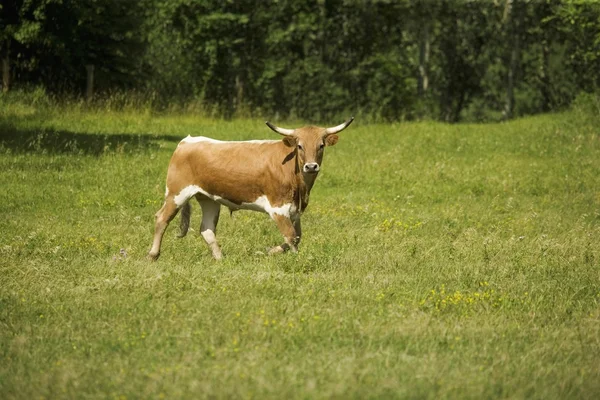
[180, 135, 278, 145]
[180, 136, 221, 144]
[173, 185, 295, 218]
[244, 139, 280, 144]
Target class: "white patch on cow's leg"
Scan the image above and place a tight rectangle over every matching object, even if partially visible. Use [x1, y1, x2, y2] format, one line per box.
[148, 196, 180, 261]
[269, 214, 299, 255]
[199, 199, 222, 260]
[201, 230, 222, 260]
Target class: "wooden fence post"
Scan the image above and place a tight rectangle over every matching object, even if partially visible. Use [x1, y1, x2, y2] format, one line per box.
[86, 64, 95, 102]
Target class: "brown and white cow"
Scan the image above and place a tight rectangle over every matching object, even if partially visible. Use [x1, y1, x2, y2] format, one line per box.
[148, 118, 354, 260]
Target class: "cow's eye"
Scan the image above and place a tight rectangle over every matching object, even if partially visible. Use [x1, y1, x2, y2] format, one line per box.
[298, 144, 303, 150]
[319, 143, 325, 149]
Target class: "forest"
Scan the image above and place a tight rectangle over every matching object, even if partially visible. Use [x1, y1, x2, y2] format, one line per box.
[1, 0, 599, 122]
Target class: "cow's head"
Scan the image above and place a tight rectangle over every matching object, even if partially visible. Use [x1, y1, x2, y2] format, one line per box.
[266, 117, 354, 174]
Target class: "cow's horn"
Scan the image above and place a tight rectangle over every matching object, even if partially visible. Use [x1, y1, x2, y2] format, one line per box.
[325, 117, 355, 135]
[265, 121, 295, 136]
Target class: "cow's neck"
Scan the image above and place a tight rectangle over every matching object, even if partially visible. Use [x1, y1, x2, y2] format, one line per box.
[301, 172, 318, 193]
[294, 162, 318, 213]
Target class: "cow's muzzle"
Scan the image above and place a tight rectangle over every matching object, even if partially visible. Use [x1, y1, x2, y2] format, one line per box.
[303, 163, 320, 173]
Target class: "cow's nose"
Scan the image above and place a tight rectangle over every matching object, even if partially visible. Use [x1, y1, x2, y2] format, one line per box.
[303, 163, 320, 173]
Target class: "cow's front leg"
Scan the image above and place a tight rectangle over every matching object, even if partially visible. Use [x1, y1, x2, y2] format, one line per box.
[148, 196, 180, 261]
[269, 214, 301, 255]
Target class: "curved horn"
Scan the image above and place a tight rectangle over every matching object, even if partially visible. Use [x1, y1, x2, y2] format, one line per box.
[265, 121, 295, 136]
[325, 117, 355, 135]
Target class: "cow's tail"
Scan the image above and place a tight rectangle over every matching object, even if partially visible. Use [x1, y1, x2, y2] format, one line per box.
[178, 201, 191, 238]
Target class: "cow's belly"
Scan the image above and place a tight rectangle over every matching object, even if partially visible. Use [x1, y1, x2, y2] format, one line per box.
[173, 184, 295, 218]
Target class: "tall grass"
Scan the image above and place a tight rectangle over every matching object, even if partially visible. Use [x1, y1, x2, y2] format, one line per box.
[1, 92, 599, 399]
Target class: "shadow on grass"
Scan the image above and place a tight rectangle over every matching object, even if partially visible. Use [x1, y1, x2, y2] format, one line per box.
[0, 121, 182, 156]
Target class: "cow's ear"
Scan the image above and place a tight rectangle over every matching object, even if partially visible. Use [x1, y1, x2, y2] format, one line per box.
[325, 134, 339, 146]
[282, 135, 298, 147]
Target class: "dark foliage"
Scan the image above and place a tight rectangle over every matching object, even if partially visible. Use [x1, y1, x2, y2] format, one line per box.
[1, 0, 599, 122]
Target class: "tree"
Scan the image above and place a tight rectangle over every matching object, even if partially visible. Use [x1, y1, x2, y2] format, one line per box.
[1, 0, 146, 94]
[435, 1, 495, 122]
[554, 0, 600, 90]
[0, 0, 48, 92]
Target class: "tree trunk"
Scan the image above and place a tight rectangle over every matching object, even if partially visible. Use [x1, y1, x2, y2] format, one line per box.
[2, 41, 10, 93]
[503, 0, 520, 120]
[454, 91, 466, 123]
[318, 0, 326, 63]
[441, 90, 453, 122]
[539, 40, 551, 112]
[504, 45, 517, 120]
[418, 24, 430, 97]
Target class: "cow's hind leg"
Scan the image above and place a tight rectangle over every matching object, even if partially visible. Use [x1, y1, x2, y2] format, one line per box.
[198, 198, 223, 260]
[148, 196, 180, 261]
[268, 214, 300, 255]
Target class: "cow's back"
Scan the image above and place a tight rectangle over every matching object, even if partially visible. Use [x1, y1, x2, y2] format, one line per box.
[167, 138, 294, 206]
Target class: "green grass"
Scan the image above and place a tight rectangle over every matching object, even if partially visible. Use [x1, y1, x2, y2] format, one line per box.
[1, 98, 599, 399]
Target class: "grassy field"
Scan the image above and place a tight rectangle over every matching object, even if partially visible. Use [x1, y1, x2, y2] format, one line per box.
[1, 97, 599, 399]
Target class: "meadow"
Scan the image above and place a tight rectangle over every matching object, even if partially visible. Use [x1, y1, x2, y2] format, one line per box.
[1, 96, 599, 399]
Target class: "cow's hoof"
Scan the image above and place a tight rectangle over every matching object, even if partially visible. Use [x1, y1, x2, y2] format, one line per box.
[147, 252, 160, 261]
[268, 246, 284, 255]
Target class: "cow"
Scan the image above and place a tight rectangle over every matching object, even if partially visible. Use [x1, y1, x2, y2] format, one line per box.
[148, 117, 354, 261]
